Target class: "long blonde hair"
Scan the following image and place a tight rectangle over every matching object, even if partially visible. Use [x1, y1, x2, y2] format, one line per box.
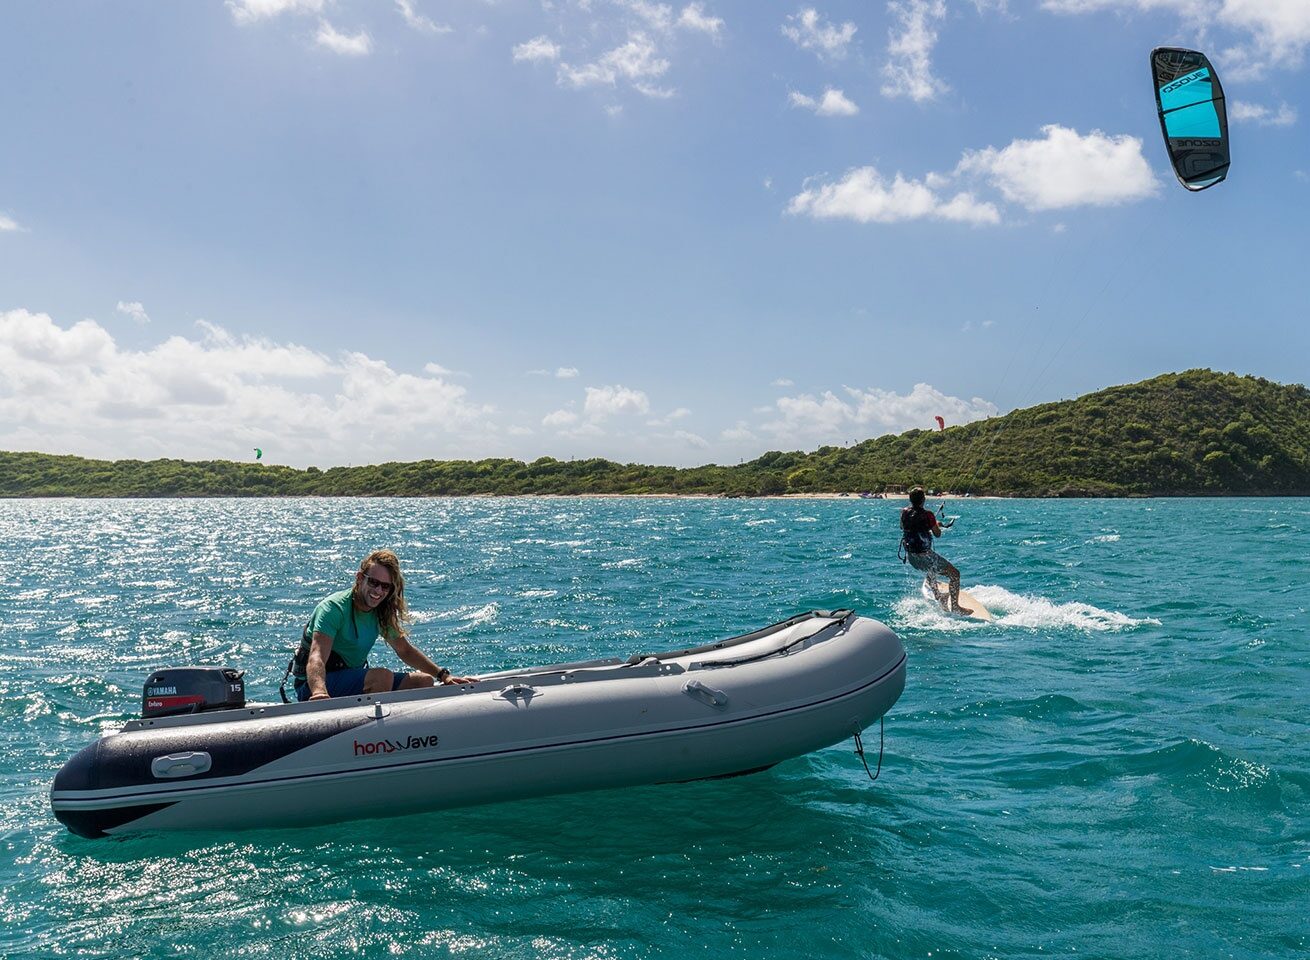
[355, 549, 409, 640]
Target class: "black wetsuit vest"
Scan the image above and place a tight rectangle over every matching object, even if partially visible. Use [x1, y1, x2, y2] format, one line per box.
[900, 506, 935, 555]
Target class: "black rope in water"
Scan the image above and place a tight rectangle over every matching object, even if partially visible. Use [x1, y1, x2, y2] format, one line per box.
[853, 717, 885, 782]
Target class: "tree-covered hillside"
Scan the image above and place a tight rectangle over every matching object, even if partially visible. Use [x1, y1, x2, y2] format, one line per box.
[789, 369, 1310, 497]
[2, 370, 1307, 498]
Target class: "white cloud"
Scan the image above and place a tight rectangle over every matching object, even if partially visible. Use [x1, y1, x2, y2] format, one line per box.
[315, 21, 373, 56]
[227, 0, 324, 24]
[789, 166, 1001, 224]
[721, 422, 758, 444]
[790, 88, 859, 116]
[672, 429, 709, 449]
[116, 301, 151, 325]
[1041, 0, 1310, 79]
[0, 213, 24, 232]
[584, 384, 650, 418]
[621, 0, 680, 32]
[2, 310, 116, 367]
[786, 127, 1148, 228]
[678, 3, 724, 37]
[513, 36, 561, 63]
[516, 3, 723, 103]
[646, 406, 691, 427]
[761, 382, 997, 445]
[543, 382, 654, 438]
[562, 421, 606, 439]
[556, 366, 580, 378]
[542, 408, 579, 428]
[956, 125, 1159, 210]
[618, 0, 675, 33]
[1230, 100, 1297, 126]
[881, 0, 948, 102]
[558, 33, 673, 98]
[395, 0, 451, 34]
[1040, 0, 1191, 9]
[771, 378, 794, 387]
[230, 0, 452, 39]
[782, 8, 858, 60]
[0, 310, 493, 465]
[1221, 0, 1310, 75]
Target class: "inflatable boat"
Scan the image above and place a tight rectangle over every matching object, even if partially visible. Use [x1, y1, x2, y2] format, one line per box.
[51, 610, 906, 837]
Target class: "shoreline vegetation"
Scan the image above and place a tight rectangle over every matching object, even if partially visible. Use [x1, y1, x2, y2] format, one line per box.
[3, 370, 1308, 499]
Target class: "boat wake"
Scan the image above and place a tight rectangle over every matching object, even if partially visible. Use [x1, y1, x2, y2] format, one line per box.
[894, 584, 1159, 632]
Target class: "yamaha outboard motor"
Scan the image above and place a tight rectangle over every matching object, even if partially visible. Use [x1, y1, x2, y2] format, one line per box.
[142, 667, 245, 718]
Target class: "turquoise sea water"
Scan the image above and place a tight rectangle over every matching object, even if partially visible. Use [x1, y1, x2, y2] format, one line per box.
[1, 496, 1306, 959]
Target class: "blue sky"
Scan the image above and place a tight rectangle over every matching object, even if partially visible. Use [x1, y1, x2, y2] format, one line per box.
[1, 1, 1306, 468]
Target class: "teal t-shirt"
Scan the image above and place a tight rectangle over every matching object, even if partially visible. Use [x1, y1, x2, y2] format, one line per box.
[308, 589, 399, 668]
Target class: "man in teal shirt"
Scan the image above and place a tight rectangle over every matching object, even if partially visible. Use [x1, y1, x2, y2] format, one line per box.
[293, 550, 474, 701]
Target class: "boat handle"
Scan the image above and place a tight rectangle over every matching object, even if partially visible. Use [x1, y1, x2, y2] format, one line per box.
[683, 679, 728, 708]
[150, 751, 212, 779]
[497, 683, 537, 701]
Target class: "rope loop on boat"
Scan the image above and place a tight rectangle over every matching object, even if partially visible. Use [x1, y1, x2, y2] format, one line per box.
[853, 718, 885, 782]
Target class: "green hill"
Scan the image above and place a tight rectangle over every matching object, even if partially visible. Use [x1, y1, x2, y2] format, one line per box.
[2, 370, 1307, 498]
[792, 369, 1310, 497]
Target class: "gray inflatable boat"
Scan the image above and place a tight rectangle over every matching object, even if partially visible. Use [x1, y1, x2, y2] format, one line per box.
[51, 610, 906, 837]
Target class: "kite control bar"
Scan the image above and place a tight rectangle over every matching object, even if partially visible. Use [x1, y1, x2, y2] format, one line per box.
[937, 501, 956, 529]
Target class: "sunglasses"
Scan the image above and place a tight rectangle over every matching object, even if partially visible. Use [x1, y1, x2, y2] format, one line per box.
[360, 574, 393, 592]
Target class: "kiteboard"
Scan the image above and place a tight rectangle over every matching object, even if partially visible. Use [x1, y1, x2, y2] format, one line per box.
[921, 579, 994, 622]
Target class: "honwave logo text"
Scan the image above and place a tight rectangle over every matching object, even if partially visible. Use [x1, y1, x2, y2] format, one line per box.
[147, 686, 178, 695]
[354, 734, 440, 756]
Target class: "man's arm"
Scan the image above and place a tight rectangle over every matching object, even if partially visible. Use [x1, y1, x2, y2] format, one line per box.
[305, 631, 336, 701]
[385, 635, 474, 684]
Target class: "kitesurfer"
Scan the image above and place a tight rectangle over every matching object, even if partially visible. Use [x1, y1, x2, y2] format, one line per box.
[900, 487, 971, 615]
[288, 550, 474, 702]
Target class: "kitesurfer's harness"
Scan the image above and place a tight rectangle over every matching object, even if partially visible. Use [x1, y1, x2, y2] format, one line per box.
[898, 505, 935, 562]
[278, 618, 368, 704]
[897, 502, 955, 563]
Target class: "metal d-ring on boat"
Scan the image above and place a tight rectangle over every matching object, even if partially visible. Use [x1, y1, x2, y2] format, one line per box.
[50, 610, 907, 837]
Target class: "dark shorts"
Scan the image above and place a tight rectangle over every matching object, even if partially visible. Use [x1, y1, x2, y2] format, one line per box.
[295, 668, 407, 702]
[906, 550, 947, 575]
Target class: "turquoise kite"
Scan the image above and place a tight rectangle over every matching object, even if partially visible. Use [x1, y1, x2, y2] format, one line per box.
[1151, 47, 1229, 191]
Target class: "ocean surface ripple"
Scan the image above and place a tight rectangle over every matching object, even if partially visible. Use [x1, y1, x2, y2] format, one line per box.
[1, 496, 1307, 959]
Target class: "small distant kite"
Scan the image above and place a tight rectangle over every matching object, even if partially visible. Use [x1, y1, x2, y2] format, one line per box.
[253, 448, 263, 460]
[934, 416, 945, 431]
[1151, 47, 1229, 191]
